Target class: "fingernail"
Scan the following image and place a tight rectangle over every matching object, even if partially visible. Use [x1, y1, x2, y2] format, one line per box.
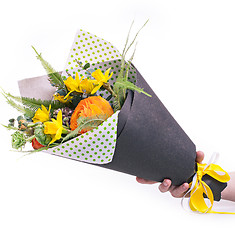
[182, 184, 188, 190]
[163, 180, 168, 187]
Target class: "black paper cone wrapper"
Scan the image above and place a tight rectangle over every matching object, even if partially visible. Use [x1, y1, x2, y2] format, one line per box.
[18, 68, 227, 201]
[98, 67, 227, 201]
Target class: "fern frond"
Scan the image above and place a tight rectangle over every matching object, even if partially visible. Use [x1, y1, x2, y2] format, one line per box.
[62, 115, 107, 143]
[20, 97, 65, 112]
[1, 89, 66, 119]
[2, 90, 65, 112]
[32, 46, 66, 90]
[1, 124, 18, 131]
[2, 91, 34, 116]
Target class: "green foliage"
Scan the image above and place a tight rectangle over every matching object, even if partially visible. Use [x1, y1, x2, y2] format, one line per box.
[113, 78, 151, 111]
[11, 131, 27, 150]
[115, 78, 151, 97]
[83, 63, 90, 70]
[1, 124, 18, 131]
[119, 20, 149, 76]
[62, 114, 107, 142]
[113, 81, 126, 112]
[34, 125, 52, 146]
[113, 20, 151, 111]
[1, 89, 65, 119]
[32, 46, 66, 91]
[1, 90, 36, 118]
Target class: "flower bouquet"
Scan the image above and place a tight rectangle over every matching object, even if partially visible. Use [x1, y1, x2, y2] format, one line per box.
[2, 22, 231, 213]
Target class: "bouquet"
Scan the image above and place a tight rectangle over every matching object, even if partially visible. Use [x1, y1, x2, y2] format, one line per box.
[2, 21, 232, 214]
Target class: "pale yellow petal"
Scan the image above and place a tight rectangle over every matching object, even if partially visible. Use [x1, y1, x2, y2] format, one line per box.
[64, 91, 73, 100]
[55, 127, 63, 141]
[41, 105, 48, 113]
[57, 110, 63, 126]
[44, 122, 59, 135]
[92, 69, 104, 81]
[48, 134, 57, 145]
[90, 83, 102, 95]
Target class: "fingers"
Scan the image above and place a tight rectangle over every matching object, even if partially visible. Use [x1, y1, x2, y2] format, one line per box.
[137, 177, 190, 198]
[170, 183, 189, 198]
[158, 179, 171, 193]
[196, 151, 204, 164]
[136, 177, 157, 184]
[136, 151, 204, 198]
[159, 180, 189, 197]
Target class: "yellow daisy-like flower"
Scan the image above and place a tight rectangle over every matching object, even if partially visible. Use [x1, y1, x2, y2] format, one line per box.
[44, 110, 64, 145]
[64, 72, 84, 99]
[53, 92, 73, 103]
[91, 68, 113, 94]
[32, 105, 51, 123]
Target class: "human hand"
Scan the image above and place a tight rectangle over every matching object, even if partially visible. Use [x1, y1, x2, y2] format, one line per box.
[136, 151, 204, 198]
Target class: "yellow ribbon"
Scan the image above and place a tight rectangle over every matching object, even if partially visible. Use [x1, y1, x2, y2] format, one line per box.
[188, 161, 235, 214]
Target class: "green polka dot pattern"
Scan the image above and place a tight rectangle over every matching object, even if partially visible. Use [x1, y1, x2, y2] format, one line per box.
[63, 29, 121, 71]
[46, 30, 138, 164]
[62, 29, 137, 102]
[46, 111, 120, 164]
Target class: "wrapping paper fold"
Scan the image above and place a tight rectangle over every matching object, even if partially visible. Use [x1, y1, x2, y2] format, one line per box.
[18, 29, 228, 201]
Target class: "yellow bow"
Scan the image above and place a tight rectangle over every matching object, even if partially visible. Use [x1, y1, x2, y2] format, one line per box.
[188, 162, 234, 214]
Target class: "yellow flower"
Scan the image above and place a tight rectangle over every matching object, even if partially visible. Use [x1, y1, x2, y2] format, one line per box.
[91, 68, 113, 94]
[53, 92, 73, 103]
[44, 110, 65, 145]
[64, 72, 84, 99]
[80, 78, 97, 95]
[32, 105, 51, 123]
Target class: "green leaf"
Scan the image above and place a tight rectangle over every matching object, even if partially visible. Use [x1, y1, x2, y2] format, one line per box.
[34, 125, 52, 146]
[32, 46, 66, 91]
[62, 114, 107, 143]
[83, 63, 90, 70]
[113, 96, 122, 112]
[114, 78, 151, 97]
[113, 76, 151, 111]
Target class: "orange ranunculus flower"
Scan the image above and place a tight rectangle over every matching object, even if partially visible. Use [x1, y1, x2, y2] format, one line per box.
[70, 96, 114, 132]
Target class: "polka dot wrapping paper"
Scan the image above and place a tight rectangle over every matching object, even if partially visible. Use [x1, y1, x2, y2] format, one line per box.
[17, 29, 198, 184]
[46, 111, 119, 164]
[61, 29, 137, 103]
[63, 29, 122, 72]
[17, 28, 231, 211]
[45, 29, 136, 164]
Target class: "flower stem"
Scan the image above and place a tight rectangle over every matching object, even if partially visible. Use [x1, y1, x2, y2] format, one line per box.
[75, 59, 93, 76]
[27, 122, 42, 128]
[62, 126, 70, 134]
[26, 135, 35, 142]
[103, 82, 117, 98]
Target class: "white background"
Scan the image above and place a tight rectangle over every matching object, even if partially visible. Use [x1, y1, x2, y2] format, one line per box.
[1, 0, 235, 239]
